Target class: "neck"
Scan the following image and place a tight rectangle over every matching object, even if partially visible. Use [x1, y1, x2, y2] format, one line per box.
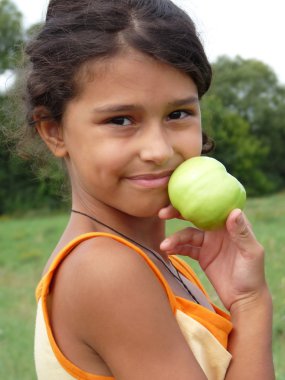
[71, 198, 166, 253]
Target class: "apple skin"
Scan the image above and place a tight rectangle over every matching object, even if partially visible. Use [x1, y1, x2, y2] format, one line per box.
[168, 156, 246, 230]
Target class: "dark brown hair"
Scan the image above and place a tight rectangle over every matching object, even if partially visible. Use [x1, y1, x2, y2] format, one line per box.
[24, 0, 214, 155]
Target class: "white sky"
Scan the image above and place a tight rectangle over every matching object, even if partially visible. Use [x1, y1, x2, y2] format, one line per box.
[5, 0, 285, 85]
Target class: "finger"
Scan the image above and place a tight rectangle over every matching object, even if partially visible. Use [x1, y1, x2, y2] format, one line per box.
[160, 227, 204, 251]
[226, 209, 263, 257]
[167, 245, 201, 260]
[158, 204, 181, 220]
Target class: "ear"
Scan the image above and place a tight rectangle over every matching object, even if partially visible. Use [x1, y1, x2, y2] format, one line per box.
[33, 107, 67, 158]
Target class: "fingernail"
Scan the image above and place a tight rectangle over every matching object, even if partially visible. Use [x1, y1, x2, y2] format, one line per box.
[236, 212, 244, 226]
[160, 239, 171, 250]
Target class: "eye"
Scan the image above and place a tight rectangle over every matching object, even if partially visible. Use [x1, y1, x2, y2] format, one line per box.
[108, 116, 132, 126]
[167, 110, 192, 120]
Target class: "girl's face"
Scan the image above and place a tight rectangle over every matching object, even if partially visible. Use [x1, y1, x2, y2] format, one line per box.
[62, 50, 203, 217]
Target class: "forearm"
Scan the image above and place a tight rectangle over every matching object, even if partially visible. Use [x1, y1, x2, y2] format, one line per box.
[225, 288, 275, 380]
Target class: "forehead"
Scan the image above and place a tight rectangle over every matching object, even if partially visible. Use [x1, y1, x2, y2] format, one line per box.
[74, 50, 198, 100]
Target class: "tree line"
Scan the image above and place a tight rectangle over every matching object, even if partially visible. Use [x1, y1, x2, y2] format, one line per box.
[0, 0, 284, 214]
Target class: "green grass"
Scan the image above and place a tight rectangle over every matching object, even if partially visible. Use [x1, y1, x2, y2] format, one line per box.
[0, 193, 284, 379]
[0, 214, 68, 380]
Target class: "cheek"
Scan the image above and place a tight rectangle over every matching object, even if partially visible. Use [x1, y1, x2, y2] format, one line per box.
[174, 130, 203, 158]
[86, 141, 130, 186]
[92, 140, 129, 168]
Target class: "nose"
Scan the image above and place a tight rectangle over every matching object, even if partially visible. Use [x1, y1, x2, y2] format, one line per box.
[139, 123, 174, 165]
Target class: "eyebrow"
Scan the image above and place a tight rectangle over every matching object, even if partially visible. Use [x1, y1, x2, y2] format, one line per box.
[169, 96, 199, 107]
[92, 96, 199, 114]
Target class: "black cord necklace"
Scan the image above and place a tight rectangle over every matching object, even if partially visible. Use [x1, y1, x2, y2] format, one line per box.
[71, 209, 200, 304]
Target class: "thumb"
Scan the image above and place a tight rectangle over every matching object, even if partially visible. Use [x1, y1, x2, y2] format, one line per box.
[227, 209, 259, 254]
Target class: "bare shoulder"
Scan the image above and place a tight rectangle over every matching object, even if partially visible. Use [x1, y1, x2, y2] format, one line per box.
[53, 235, 165, 299]
[50, 235, 172, 329]
[50, 236, 207, 380]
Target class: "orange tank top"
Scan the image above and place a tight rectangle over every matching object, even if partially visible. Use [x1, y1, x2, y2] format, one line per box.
[34, 232, 232, 380]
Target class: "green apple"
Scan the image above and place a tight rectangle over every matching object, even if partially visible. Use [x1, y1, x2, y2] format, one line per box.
[168, 156, 246, 230]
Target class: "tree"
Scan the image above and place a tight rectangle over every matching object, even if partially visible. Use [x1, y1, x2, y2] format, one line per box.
[205, 56, 285, 194]
[201, 95, 271, 196]
[0, 0, 23, 74]
[0, 1, 65, 214]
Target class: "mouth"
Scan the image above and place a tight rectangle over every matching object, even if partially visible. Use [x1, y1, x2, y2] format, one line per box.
[126, 170, 174, 189]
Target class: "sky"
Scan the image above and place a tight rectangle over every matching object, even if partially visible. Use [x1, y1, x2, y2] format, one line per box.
[4, 0, 285, 86]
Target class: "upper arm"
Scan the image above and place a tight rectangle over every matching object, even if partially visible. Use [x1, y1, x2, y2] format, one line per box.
[54, 237, 207, 380]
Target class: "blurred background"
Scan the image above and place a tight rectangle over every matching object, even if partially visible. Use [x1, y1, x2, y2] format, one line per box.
[0, 0, 284, 379]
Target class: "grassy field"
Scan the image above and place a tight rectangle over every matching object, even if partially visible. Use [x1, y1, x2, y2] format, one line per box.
[0, 192, 284, 379]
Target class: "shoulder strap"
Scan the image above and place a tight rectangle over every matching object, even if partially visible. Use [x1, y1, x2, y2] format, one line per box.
[169, 256, 210, 299]
[36, 232, 177, 313]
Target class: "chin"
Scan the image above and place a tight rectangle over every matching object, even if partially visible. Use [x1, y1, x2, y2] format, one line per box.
[127, 197, 169, 218]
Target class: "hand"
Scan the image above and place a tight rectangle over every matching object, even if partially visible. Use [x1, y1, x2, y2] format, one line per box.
[159, 205, 267, 311]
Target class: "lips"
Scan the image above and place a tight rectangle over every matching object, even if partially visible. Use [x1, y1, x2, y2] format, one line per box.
[126, 170, 174, 189]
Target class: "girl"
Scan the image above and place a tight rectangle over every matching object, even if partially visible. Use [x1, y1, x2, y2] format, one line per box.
[24, 0, 274, 379]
